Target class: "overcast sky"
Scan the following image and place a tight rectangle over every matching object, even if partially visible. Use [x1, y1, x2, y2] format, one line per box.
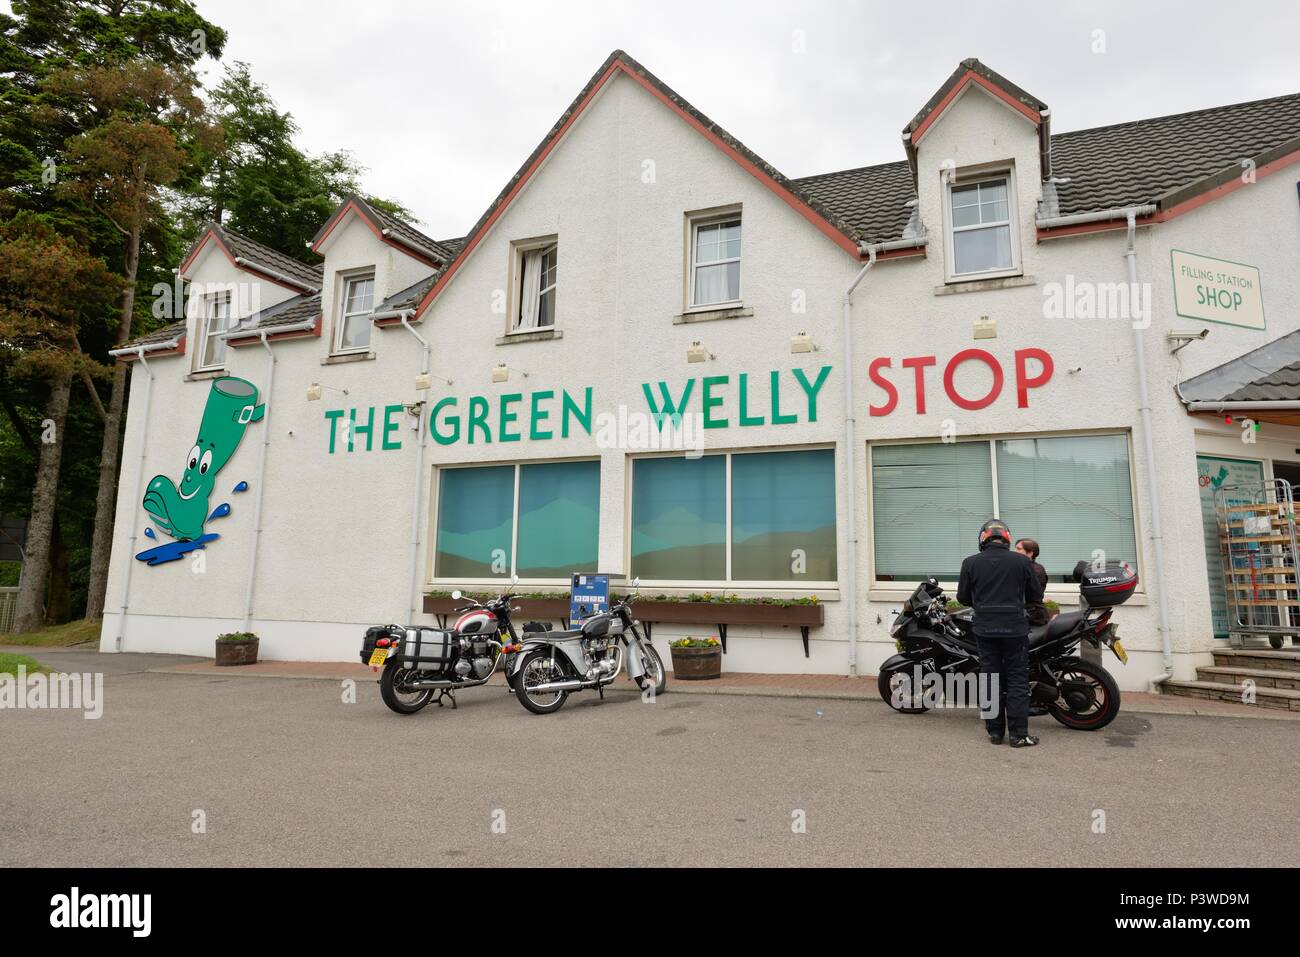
[32, 1, 1300, 238]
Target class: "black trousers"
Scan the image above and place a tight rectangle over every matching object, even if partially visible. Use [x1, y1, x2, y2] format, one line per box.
[976, 633, 1030, 738]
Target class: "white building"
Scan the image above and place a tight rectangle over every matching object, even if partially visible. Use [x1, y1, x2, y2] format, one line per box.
[101, 52, 1300, 695]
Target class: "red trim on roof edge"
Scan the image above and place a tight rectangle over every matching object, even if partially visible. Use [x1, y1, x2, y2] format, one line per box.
[912, 70, 1042, 146]
[1036, 145, 1300, 240]
[313, 200, 442, 268]
[412, 58, 861, 320]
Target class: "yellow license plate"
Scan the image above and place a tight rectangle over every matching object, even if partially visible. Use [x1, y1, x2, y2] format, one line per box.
[1111, 639, 1128, 664]
[368, 647, 390, 667]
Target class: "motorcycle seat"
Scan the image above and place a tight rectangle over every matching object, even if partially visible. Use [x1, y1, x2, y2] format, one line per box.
[1028, 610, 1088, 646]
[540, 629, 583, 640]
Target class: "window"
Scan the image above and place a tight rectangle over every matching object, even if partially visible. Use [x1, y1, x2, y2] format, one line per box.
[870, 434, 1138, 583]
[336, 273, 375, 352]
[515, 242, 557, 331]
[434, 460, 599, 579]
[630, 448, 837, 583]
[690, 216, 741, 307]
[945, 174, 1017, 279]
[198, 291, 230, 370]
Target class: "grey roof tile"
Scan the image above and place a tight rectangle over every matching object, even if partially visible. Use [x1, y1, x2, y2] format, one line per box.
[183, 222, 323, 290]
[1224, 361, 1300, 402]
[225, 292, 322, 340]
[121, 320, 186, 350]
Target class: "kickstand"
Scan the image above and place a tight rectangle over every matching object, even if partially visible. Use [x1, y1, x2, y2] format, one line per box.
[435, 688, 457, 709]
[598, 685, 604, 700]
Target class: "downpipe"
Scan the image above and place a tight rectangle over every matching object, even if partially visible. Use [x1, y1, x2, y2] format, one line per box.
[841, 243, 877, 677]
[240, 332, 275, 631]
[399, 314, 432, 623]
[1122, 208, 1175, 690]
[112, 348, 156, 651]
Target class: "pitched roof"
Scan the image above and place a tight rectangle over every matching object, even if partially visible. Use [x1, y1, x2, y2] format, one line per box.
[409, 49, 874, 320]
[180, 222, 323, 291]
[225, 291, 322, 343]
[796, 90, 1300, 243]
[791, 160, 917, 247]
[1178, 328, 1300, 403]
[1048, 92, 1300, 217]
[120, 319, 186, 351]
[312, 194, 453, 265]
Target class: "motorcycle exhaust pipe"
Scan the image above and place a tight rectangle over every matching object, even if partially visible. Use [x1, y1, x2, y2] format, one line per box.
[522, 678, 586, 693]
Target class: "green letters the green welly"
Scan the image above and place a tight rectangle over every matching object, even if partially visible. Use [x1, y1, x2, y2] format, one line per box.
[143, 377, 263, 541]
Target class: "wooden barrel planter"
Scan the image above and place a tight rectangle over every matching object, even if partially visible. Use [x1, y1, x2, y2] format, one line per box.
[215, 635, 259, 666]
[670, 644, 723, 680]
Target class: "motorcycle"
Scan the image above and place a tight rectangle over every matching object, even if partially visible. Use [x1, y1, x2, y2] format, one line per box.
[361, 583, 526, 715]
[508, 582, 666, 715]
[877, 562, 1135, 731]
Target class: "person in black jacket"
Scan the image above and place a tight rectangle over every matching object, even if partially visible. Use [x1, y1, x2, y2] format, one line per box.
[1015, 538, 1050, 627]
[957, 519, 1045, 748]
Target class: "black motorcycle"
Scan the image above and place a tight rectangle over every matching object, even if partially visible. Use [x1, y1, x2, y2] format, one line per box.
[878, 563, 1133, 731]
[361, 584, 525, 715]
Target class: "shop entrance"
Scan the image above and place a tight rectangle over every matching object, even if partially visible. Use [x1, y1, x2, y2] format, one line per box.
[1197, 455, 1264, 638]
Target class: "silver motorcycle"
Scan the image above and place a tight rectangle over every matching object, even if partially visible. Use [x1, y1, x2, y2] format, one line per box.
[508, 583, 666, 715]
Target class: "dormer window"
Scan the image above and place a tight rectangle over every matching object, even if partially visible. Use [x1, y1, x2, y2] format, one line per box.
[513, 240, 557, 331]
[944, 171, 1019, 281]
[198, 291, 230, 371]
[336, 272, 375, 352]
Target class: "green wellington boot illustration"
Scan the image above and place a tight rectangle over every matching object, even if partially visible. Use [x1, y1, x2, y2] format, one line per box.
[143, 377, 264, 542]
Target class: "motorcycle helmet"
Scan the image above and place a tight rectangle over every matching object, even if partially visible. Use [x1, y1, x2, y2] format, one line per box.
[978, 519, 1011, 550]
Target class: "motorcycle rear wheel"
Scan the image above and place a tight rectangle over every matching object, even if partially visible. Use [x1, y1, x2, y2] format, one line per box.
[380, 661, 435, 715]
[1045, 658, 1121, 731]
[515, 647, 570, 715]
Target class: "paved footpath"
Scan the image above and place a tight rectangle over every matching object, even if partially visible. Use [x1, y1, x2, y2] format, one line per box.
[3, 645, 1299, 867]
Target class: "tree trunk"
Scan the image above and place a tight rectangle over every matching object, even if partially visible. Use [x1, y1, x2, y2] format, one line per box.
[47, 515, 71, 624]
[84, 224, 141, 620]
[14, 374, 72, 633]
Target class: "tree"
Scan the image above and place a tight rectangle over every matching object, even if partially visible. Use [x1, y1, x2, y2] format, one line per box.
[181, 61, 416, 262]
[45, 58, 216, 619]
[0, 215, 121, 631]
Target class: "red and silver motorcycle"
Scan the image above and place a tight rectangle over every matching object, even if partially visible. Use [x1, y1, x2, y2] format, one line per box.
[361, 583, 525, 715]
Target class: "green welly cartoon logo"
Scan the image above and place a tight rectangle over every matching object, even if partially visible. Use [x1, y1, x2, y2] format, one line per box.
[136, 377, 263, 566]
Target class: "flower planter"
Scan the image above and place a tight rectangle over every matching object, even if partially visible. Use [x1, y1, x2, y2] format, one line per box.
[215, 637, 259, 666]
[670, 644, 722, 680]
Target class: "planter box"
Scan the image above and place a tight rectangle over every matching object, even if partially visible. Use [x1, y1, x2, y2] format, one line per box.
[632, 600, 824, 657]
[215, 638, 259, 666]
[670, 645, 722, 680]
[423, 595, 571, 624]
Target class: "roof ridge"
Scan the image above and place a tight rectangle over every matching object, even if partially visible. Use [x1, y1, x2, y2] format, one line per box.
[1052, 90, 1300, 141]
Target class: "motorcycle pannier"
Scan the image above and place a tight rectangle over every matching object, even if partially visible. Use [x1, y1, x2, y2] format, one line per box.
[1073, 561, 1138, 607]
[360, 624, 402, 664]
[400, 627, 456, 672]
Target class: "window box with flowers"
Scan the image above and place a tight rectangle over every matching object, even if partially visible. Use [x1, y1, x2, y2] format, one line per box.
[668, 637, 722, 680]
[215, 631, 259, 666]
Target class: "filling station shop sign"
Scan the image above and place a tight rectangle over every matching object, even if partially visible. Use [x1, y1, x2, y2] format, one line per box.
[322, 347, 1056, 452]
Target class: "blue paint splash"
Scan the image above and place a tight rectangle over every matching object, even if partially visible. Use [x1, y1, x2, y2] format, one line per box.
[232, 481, 249, 493]
[135, 534, 220, 566]
[144, 527, 157, 540]
[208, 503, 231, 521]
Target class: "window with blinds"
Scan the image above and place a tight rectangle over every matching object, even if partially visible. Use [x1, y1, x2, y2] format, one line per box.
[871, 434, 1138, 583]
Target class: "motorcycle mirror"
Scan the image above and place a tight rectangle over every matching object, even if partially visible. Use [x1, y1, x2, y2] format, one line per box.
[451, 590, 462, 601]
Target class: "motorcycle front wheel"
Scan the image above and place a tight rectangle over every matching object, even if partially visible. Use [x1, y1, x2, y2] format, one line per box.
[515, 647, 570, 715]
[634, 644, 667, 696]
[878, 660, 932, 713]
[1045, 658, 1121, 731]
[379, 660, 435, 715]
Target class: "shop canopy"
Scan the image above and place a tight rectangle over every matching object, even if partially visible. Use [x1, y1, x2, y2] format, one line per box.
[1179, 328, 1300, 426]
